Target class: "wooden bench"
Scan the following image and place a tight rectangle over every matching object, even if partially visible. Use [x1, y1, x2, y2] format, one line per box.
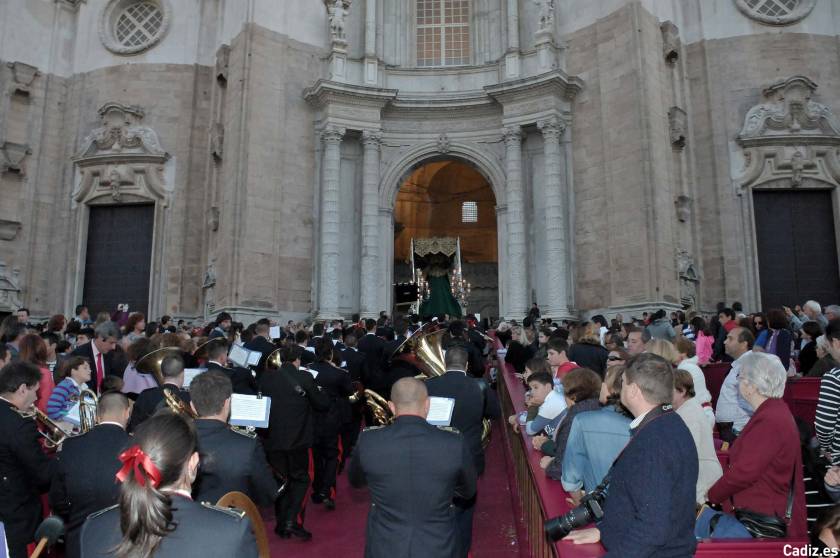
[499, 366, 808, 557]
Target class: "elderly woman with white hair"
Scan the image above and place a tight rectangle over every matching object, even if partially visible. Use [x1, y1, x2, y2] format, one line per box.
[696, 352, 807, 539]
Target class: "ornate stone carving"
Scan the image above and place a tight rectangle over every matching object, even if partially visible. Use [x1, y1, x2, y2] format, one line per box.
[0, 260, 22, 312]
[677, 249, 699, 309]
[675, 195, 692, 223]
[0, 142, 32, 175]
[734, 0, 816, 26]
[215, 45, 230, 84]
[210, 122, 224, 161]
[660, 21, 680, 64]
[736, 76, 840, 191]
[669, 106, 687, 149]
[7, 61, 39, 97]
[362, 129, 382, 147]
[537, 116, 566, 140]
[73, 102, 170, 205]
[436, 133, 451, 154]
[321, 125, 346, 144]
[534, 0, 554, 33]
[502, 126, 522, 146]
[327, 0, 350, 44]
[0, 220, 21, 241]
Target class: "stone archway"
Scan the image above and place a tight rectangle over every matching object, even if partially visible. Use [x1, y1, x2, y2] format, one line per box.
[394, 159, 499, 319]
[377, 143, 508, 318]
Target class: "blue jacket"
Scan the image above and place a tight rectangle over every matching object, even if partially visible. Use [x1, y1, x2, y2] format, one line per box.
[599, 409, 698, 558]
[559, 406, 631, 492]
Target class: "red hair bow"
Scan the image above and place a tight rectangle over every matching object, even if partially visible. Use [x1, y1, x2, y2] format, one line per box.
[116, 445, 162, 488]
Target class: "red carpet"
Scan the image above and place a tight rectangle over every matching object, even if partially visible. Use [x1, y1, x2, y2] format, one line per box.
[265, 419, 526, 557]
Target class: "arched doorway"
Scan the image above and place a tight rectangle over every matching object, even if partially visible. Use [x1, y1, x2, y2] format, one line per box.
[393, 159, 499, 319]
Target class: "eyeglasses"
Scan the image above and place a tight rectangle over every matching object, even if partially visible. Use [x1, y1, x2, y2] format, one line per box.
[607, 356, 624, 361]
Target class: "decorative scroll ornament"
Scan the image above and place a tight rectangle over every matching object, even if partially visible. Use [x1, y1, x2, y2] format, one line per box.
[736, 77, 840, 192]
[72, 102, 170, 205]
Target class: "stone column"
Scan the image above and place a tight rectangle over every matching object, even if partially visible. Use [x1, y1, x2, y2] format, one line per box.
[364, 0, 378, 84]
[318, 125, 346, 319]
[505, 0, 521, 78]
[360, 130, 382, 318]
[538, 117, 571, 319]
[503, 126, 528, 319]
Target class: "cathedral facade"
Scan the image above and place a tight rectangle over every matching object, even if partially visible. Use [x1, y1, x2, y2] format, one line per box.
[0, 0, 838, 323]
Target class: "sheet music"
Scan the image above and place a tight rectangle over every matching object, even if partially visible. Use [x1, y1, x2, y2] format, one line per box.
[64, 402, 81, 426]
[183, 368, 206, 388]
[247, 350, 261, 366]
[228, 344, 249, 367]
[302, 367, 318, 379]
[269, 325, 281, 339]
[426, 396, 456, 426]
[230, 394, 271, 428]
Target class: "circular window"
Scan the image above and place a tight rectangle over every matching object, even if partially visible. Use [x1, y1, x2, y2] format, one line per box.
[734, 0, 817, 25]
[100, 0, 171, 55]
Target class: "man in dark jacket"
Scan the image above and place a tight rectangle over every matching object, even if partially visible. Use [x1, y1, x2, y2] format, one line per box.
[49, 392, 131, 558]
[563, 353, 698, 557]
[259, 345, 329, 540]
[243, 322, 277, 381]
[309, 340, 353, 508]
[0, 362, 55, 558]
[189, 370, 278, 507]
[70, 320, 120, 393]
[425, 346, 500, 557]
[358, 318, 386, 392]
[349, 378, 476, 558]
[128, 354, 191, 432]
[205, 340, 257, 395]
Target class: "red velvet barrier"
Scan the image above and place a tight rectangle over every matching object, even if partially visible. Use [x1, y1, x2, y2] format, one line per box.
[499, 363, 808, 557]
[783, 377, 821, 435]
[702, 363, 732, 410]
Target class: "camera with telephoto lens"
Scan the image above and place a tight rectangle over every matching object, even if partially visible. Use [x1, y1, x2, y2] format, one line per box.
[544, 483, 608, 541]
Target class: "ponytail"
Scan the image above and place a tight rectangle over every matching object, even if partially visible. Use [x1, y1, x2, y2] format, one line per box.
[113, 412, 196, 558]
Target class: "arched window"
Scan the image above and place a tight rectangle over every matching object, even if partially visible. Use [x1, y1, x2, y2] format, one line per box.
[416, 0, 470, 67]
[733, 0, 816, 25]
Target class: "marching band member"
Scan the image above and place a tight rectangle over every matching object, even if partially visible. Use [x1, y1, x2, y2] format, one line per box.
[80, 411, 258, 557]
[0, 361, 55, 558]
[189, 370, 278, 506]
[50, 392, 132, 558]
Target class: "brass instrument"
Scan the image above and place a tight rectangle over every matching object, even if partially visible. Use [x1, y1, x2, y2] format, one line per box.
[136, 346, 184, 386]
[15, 406, 69, 449]
[266, 348, 282, 370]
[216, 492, 271, 558]
[163, 386, 197, 418]
[193, 337, 229, 363]
[364, 389, 393, 425]
[78, 388, 98, 434]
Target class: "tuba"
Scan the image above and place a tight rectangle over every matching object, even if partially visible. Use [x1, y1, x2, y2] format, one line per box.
[376, 324, 493, 447]
[136, 346, 195, 417]
[78, 388, 98, 434]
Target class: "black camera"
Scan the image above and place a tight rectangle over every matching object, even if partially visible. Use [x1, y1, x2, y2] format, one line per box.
[544, 485, 607, 541]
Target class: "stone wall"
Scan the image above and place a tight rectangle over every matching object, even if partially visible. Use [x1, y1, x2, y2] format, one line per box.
[685, 32, 840, 312]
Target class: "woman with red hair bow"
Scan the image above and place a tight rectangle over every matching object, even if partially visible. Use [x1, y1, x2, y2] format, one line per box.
[80, 411, 258, 557]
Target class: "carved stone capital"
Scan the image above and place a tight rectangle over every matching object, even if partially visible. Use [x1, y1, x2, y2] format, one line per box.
[502, 126, 523, 146]
[321, 126, 346, 144]
[361, 129, 383, 148]
[537, 117, 566, 140]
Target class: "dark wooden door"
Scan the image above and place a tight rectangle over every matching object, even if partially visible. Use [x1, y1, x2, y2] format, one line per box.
[753, 189, 840, 310]
[83, 204, 154, 316]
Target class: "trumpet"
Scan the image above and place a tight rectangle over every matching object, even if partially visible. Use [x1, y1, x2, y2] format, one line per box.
[15, 406, 69, 449]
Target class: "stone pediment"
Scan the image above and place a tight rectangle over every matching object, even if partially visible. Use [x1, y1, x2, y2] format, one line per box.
[72, 102, 170, 205]
[74, 102, 169, 165]
[737, 76, 840, 147]
[736, 77, 840, 191]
